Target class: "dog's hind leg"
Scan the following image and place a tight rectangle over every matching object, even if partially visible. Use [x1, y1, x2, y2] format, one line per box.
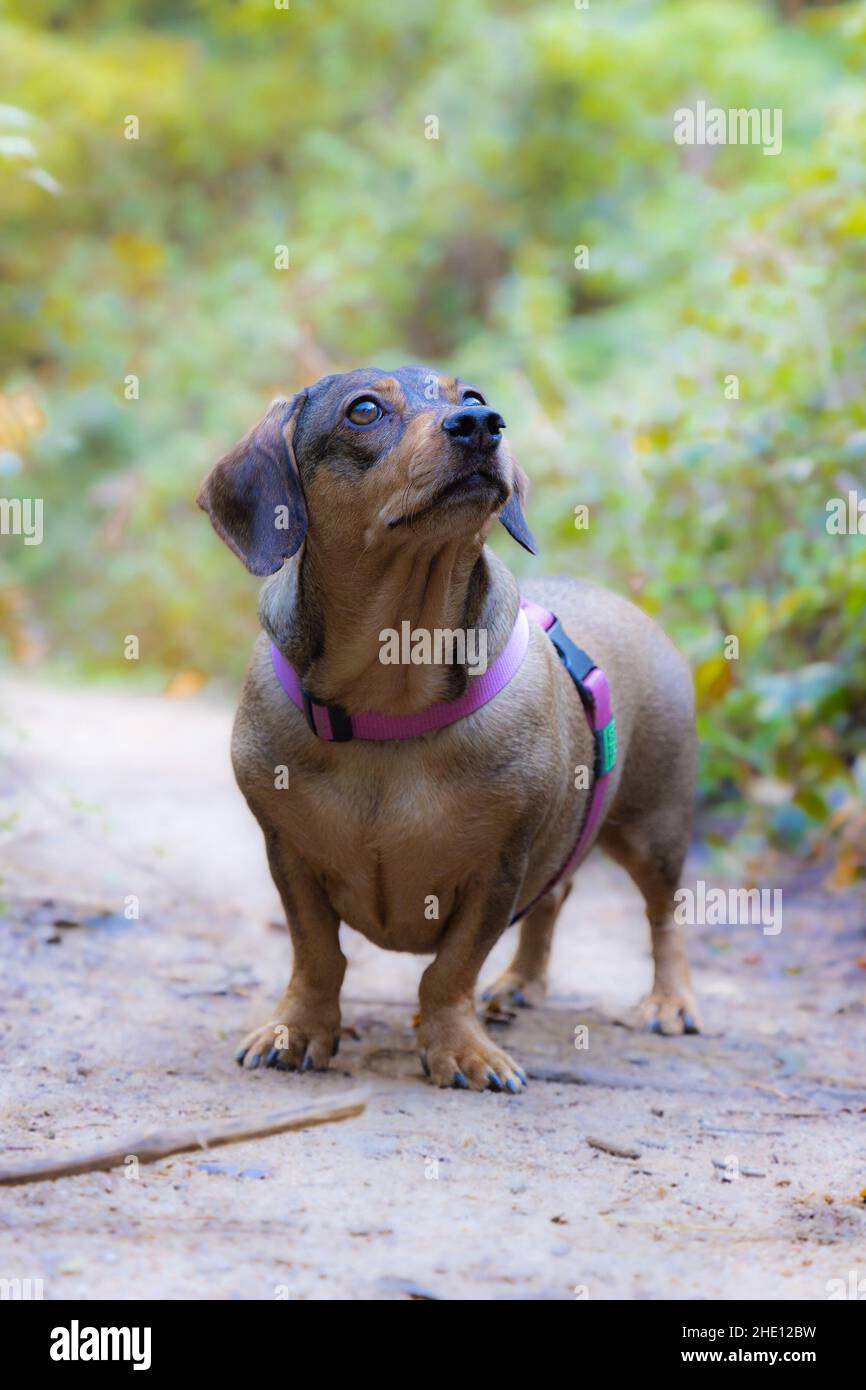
[480, 880, 572, 1015]
[599, 812, 701, 1036]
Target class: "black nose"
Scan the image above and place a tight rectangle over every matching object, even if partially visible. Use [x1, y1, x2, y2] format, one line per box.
[442, 405, 505, 451]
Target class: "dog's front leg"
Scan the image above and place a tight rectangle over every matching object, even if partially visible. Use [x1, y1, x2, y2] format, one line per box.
[418, 856, 529, 1093]
[236, 839, 346, 1072]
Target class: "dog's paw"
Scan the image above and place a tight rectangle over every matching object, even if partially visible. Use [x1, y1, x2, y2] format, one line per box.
[480, 969, 546, 1018]
[235, 1009, 340, 1072]
[636, 991, 702, 1036]
[418, 1010, 527, 1093]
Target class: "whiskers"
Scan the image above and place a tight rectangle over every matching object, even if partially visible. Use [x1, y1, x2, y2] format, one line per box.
[388, 478, 426, 529]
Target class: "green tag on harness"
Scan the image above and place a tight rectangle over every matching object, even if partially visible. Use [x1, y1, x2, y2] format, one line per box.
[598, 718, 617, 776]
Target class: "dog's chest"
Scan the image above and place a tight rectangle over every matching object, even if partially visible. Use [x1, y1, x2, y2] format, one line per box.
[267, 741, 510, 952]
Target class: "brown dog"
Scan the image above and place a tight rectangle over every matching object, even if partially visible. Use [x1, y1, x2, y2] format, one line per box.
[197, 366, 700, 1093]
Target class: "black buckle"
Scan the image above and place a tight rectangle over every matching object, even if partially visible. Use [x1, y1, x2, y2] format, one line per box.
[592, 726, 606, 780]
[546, 616, 615, 779]
[301, 690, 353, 742]
[301, 690, 317, 735]
[546, 618, 596, 712]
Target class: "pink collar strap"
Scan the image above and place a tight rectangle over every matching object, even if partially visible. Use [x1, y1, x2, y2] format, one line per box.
[271, 605, 531, 743]
[269, 598, 616, 916]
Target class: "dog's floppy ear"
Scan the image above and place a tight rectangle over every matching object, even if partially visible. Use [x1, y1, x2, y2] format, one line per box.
[498, 459, 538, 555]
[197, 392, 308, 576]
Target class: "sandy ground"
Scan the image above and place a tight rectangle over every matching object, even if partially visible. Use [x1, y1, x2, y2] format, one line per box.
[1, 674, 864, 1302]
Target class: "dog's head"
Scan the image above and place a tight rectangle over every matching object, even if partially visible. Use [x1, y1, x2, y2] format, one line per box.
[197, 366, 536, 576]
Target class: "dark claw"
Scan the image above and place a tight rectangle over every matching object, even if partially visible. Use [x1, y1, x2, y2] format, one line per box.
[515, 1067, 528, 1085]
[301, 1054, 314, 1072]
[266, 1048, 279, 1067]
[682, 1012, 699, 1034]
[332, 1036, 341, 1057]
[420, 1049, 430, 1077]
[235, 1048, 247, 1066]
[248, 1053, 261, 1069]
[453, 1070, 468, 1089]
[505, 1078, 519, 1094]
[487, 1070, 503, 1090]
[512, 990, 526, 1006]
[648, 1018, 662, 1034]
[480, 990, 493, 1002]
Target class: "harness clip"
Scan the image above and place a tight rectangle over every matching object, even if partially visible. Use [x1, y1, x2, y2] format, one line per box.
[301, 690, 353, 742]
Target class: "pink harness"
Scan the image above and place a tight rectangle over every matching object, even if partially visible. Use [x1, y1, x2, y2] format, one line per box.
[270, 599, 616, 921]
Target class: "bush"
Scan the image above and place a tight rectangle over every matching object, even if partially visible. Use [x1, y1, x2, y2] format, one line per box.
[1, 0, 864, 870]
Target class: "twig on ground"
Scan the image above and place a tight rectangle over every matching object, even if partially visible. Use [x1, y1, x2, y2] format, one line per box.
[0, 1086, 370, 1187]
[586, 1135, 642, 1160]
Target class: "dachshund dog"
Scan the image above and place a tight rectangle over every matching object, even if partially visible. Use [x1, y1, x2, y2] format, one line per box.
[197, 366, 699, 1093]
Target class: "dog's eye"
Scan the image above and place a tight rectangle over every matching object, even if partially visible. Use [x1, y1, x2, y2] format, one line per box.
[346, 398, 383, 426]
[462, 391, 486, 406]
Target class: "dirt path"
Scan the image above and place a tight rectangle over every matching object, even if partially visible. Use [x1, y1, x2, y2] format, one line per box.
[1, 675, 864, 1301]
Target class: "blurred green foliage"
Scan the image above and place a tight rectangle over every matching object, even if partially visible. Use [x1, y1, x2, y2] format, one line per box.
[1, 0, 865, 868]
